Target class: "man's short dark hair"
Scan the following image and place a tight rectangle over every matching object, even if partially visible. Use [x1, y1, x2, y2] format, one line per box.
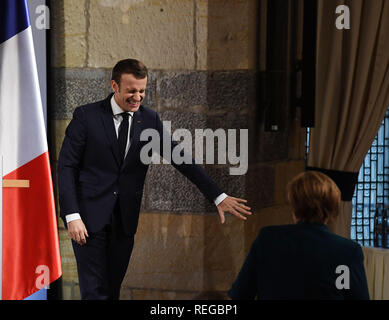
[111, 59, 148, 87]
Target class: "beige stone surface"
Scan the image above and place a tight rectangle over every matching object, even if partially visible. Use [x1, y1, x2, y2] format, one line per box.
[258, 0, 267, 71]
[51, 0, 88, 67]
[51, 0, 258, 70]
[123, 212, 248, 292]
[59, 227, 81, 299]
[124, 213, 205, 291]
[87, 0, 196, 69]
[51, 120, 70, 161]
[58, 228, 79, 283]
[245, 205, 294, 238]
[201, 213, 246, 292]
[195, 0, 208, 70]
[274, 160, 305, 205]
[61, 282, 73, 300]
[62, 281, 81, 300]
[121, 288, 223, 300]
[121, 207, 293, 297]
[207, 0, 257, 70]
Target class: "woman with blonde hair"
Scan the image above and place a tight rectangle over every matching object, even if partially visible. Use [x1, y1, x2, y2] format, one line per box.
[228, 171, 369, 300]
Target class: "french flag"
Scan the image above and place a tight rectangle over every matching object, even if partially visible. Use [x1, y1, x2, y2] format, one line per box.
[0, 0, 62, 299]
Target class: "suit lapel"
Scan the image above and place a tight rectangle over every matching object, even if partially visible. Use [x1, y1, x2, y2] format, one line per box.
[100, 95, 121, 167]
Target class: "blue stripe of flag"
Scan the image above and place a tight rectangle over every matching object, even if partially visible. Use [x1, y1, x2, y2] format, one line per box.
[0, 0, 31, 45]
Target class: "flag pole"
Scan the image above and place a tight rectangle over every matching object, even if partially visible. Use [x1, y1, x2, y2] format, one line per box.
[0, 156, 3, 300]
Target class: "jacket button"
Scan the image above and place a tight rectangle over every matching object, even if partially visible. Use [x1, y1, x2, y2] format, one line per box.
[114, 191, 118, 196]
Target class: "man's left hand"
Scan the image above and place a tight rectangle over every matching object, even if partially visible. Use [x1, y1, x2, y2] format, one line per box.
[217, 196, 252, 224]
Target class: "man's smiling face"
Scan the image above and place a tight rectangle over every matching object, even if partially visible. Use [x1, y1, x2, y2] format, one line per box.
[112, 73, 147, 112]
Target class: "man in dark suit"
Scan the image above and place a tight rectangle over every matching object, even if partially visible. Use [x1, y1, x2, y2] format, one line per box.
[228, 171, 369, 300]
[58, 59, 252, 300]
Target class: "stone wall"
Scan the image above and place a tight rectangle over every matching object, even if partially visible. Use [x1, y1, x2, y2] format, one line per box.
[50, 0, 306, 299]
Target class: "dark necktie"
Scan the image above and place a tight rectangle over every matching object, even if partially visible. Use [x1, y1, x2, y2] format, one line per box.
[118, 112, 130, 163]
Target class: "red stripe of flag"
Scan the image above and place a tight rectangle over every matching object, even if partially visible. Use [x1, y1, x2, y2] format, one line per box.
[2, 152, 62, 300]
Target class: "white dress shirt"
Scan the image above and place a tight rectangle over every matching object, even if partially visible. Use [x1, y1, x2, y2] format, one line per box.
[65, 96, 227, 224]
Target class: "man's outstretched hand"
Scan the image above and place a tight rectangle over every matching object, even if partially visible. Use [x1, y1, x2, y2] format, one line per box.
[217, 196, 252, 224]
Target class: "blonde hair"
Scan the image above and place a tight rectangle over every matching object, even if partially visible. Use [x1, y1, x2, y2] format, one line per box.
[287, 171, 341, 224]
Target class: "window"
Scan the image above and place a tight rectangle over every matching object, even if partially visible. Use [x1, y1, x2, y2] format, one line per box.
[351, 108, 389, 246]
[306, 108, 389, 246]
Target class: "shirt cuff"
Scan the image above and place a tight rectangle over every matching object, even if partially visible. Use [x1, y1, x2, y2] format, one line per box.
[65, 213, 82, 223]
[214, 193, 228, 206]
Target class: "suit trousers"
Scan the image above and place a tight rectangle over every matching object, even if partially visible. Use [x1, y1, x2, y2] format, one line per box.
[72, 203, 134, 300]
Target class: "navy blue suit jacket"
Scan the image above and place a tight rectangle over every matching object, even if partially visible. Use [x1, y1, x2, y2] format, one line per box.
[58, 94, 222, 235]
[228, 222, 370, 300]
